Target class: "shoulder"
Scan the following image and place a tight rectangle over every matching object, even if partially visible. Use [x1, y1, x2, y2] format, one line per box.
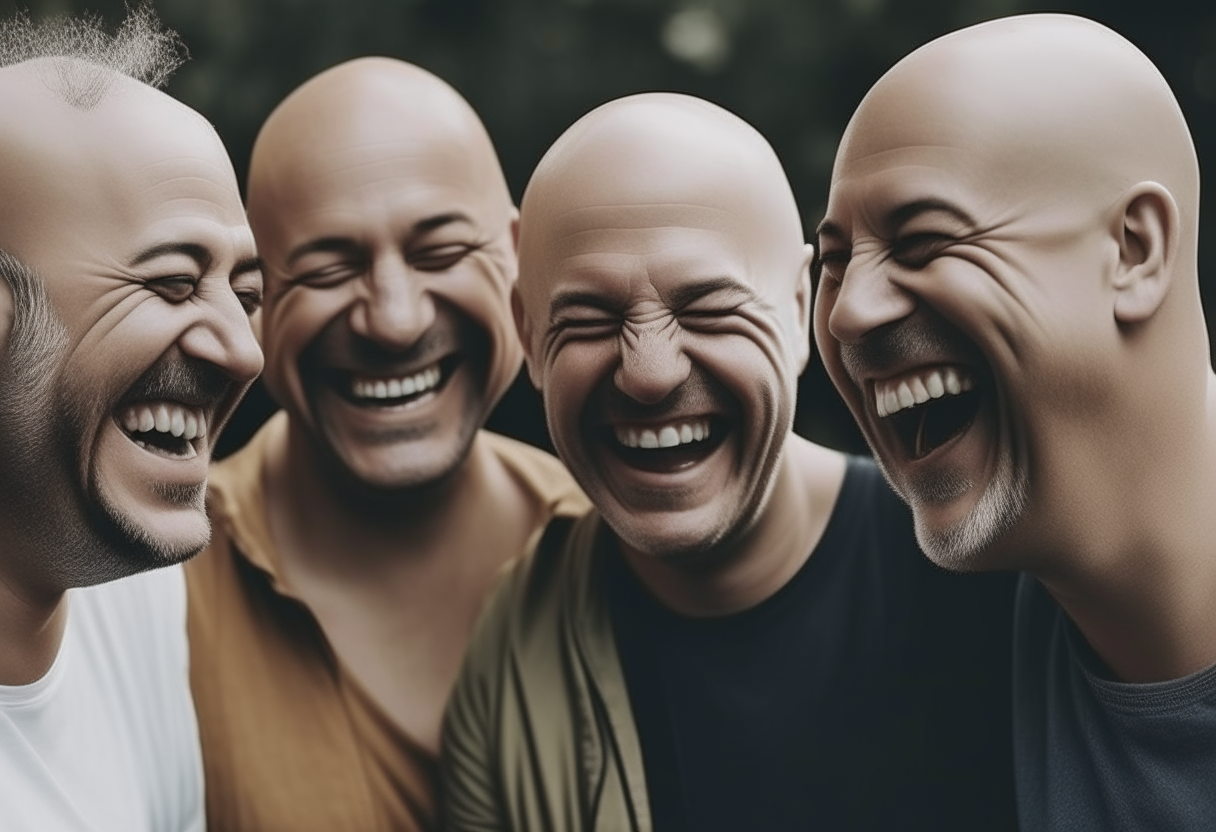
[480, 431, 591, 519]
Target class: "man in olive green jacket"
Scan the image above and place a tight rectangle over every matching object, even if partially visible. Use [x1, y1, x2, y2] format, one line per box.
[441, 92, 1018, 832]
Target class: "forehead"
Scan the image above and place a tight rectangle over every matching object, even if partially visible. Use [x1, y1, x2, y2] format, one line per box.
[824, 92, 1029, 238]
[0, 79, 247, 259]
[270, 134, 484, 238]
[530, 202, 756, 307]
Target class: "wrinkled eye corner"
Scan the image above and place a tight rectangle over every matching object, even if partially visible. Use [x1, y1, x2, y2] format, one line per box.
[891, 233, 952, 269]
[812, 249, 850, 288]
[236, 289, 264, 315]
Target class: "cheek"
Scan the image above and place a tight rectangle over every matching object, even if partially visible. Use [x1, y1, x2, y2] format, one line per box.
[545, 341, 615, 443]
[261, 291, 349, 401]
[431, 257, 523, 393]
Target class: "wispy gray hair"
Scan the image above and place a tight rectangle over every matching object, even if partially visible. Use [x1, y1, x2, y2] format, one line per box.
[0, 3, 187, 108]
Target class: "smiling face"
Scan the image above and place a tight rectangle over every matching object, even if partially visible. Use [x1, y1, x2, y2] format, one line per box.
[813, 16, 1201, 570]
[248, 59, 520, 492]
[517, 95, 811, 560]
[0, 65, 263, 582]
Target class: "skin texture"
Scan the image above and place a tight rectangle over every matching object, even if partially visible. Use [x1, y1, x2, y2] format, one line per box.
[815, 13, 1216, 682]
[246, 58, 548, 752]
[517, 93, 846, 617]
[0, 59, 264, 684]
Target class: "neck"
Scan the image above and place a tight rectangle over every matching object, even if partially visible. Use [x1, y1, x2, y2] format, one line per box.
[1031, 371, 1216, 683]
[621, 437, 847, 618]
[264, 418, 504, 581]
[0, 551, 68, 686]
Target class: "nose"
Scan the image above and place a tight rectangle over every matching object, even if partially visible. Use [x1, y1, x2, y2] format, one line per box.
[614, 319, 692, 405]
[347, 252, 436, 350]
[178, 286, 264, 383]
[827, 256, 918, 345]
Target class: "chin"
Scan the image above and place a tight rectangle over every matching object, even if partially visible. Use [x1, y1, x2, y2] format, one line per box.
[907, 451, 1029, 573]
[606, 507, 735, 565]
[89, 489, 212, 575]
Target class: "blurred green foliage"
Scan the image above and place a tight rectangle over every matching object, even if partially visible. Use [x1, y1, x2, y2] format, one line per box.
[3, 0, 1215, 453]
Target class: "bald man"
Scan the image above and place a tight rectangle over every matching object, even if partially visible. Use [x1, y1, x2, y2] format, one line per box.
[443, 92, 1018, 832]
[815, 13, 1216, 830]
[0, 9, 264, 831]
[184, 58, 586, 831]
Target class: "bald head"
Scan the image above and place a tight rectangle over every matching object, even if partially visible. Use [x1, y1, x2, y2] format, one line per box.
[518, 93, 806, 315]
[816, 14, 1210, 570]
[839, 13, 1199, 272]
[0, 14, 263, 586]
[248, 57, 512, 251]
[246, 58, 522, 492]
[515, 93, 814, 560]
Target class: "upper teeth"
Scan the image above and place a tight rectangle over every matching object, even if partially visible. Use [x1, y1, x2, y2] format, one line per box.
[875, 367, 974, 418]
[614, 419, 712, 449]
[351, 365, 442, 400]
[119, 402, 206, 440]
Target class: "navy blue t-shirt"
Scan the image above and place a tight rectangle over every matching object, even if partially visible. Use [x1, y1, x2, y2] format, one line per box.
[1014, 575, 1216, 831]
[607, 456, 1018, 832]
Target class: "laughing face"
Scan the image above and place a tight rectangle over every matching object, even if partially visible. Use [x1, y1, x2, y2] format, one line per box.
[0, 69, 263, 582]
[249, 60, 520, 492]
[811, 40, 1152, 570]
[517, 96, 811, 560]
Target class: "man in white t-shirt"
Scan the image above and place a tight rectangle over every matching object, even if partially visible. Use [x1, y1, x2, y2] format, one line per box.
[0, 9, 263, 831]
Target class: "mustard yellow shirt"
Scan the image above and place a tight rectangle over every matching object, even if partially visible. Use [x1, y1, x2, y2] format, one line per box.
[186, 412, 589, 831]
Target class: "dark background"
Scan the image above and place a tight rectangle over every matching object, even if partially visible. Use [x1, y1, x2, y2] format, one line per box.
[6, 0, 1215, 456]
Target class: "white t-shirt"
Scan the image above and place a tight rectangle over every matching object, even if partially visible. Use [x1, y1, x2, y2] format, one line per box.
[0, 565, 204, 832]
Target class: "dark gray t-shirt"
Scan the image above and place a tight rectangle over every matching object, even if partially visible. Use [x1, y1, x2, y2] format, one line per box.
[1014, 575, 1216, 831]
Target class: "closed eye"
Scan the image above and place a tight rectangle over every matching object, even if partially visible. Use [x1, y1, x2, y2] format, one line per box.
[147, 275, 198, 303]
[293, 260, 364, 289]
[408, 243, 481, 272]
[813, 249, 850, 285]
[891, 233, 953, 269]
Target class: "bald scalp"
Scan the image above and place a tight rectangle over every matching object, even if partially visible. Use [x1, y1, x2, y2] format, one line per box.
[247, 57, 512, 250]
[842, 14, 1199, 273]
[517, 93, 806, 311]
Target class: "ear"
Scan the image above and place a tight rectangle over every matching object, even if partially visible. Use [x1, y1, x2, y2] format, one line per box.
[1112, 182, 1178, 325]
[509, 209, 521, 257]
[511, 285, 542, 390]
[0, 275, 12, 356]
[793, 243, 814, 373]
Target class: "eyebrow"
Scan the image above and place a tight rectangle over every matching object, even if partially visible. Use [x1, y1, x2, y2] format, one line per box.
[886, 198, 976, 232]
[549, 290, 619, 323]
[815, 198, 977, 241]
[665, 276, 757, 309]
[232, 257, 263, 279]
[129, 241, 210, 268]
[285, 212, 476, 268]
[547, 276, 756, 323]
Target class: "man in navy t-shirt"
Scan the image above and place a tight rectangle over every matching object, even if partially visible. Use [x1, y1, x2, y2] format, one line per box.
[817, 13, 1216, 830]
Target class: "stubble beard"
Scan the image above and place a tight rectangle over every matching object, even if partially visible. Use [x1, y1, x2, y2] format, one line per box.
[898, 442, 1029, 572]
[0, 256, 206, 591]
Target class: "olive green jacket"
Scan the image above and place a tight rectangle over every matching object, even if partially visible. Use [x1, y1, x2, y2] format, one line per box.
[441, 512, 651, 832]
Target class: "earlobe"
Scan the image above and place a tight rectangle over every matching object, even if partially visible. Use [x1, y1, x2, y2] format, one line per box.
[0, 276, 12, 356]
[511, 286, 542, 389]
[1112, 182, 1178, 325]
[793, 243, 814, 373]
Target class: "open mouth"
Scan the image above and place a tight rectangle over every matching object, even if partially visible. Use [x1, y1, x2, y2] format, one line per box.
[875, 366, 981, 460]
[604, 416, 727, 473]
[117, 401, 207, 460]
[335, 356, 459, 409]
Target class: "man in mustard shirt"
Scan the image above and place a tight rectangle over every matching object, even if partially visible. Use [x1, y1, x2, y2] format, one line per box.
[185, 58, 587, 831]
